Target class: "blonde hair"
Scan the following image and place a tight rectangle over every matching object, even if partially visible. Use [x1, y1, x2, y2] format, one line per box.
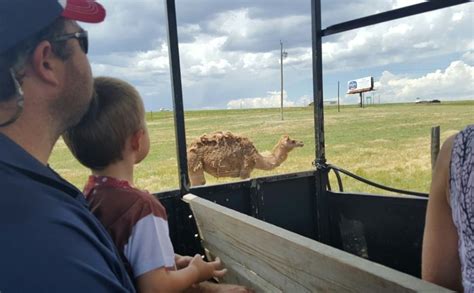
[63, 76, 145, 170]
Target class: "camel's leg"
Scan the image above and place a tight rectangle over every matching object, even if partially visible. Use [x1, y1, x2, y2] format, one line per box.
[239, 168, 252, 180]
[187, 151, 206, 186]
[189, 167, 206, 186]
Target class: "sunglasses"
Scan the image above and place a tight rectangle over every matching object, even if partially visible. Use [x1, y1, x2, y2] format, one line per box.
[52, 31, 89, 54]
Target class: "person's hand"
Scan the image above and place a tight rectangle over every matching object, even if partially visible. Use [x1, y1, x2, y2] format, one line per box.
[175, 254, 193, 269]
[189, 254, 227, 283]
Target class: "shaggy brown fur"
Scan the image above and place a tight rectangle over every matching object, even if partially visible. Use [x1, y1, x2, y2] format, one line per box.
[187, 131, 304, 186]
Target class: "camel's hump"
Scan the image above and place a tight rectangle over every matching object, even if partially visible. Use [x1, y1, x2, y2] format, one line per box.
[188, 131, 256, 152]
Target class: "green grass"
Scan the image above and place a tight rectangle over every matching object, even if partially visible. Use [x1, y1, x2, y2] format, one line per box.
[50, 100, 474, 195]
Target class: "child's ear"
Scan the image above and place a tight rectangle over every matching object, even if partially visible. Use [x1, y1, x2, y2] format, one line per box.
[130, 129, 144, 151]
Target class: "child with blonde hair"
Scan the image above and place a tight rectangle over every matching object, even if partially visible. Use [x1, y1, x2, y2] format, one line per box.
[64, 77, 250, 292]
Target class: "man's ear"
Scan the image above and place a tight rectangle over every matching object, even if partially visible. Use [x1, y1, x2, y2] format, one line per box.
[30, 41, 61, 87]
[130, 129, 144, 151]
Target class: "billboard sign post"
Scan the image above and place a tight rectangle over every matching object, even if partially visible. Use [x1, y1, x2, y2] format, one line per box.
[347, 76, 374, 108]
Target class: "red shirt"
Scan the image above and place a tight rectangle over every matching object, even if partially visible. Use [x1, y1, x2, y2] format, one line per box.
[84, 175, 175, 279]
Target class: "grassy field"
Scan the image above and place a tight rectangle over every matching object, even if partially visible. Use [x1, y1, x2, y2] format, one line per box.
[50, 100, 473, 195]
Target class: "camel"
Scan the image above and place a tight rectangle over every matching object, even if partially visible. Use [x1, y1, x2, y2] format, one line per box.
[187, 131, 304, 186]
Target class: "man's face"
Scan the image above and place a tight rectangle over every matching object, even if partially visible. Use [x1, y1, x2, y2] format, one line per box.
[52, 20, 93, 132]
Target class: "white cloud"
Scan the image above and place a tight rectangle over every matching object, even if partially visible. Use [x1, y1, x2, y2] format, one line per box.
[91, 42, 170, 80]
[208, 8, 310, 52]
[376, 60, 474, 102]
[386, 23, 413, 36]
[227, 91, 296, 109]
[188, 59, 233, 76]
[462, 51, 474, 64]
[211, 9, 252, 38]
[452, 11, 464, 22]
[180, 36, 234, 77]
[179, 24, 203, 37]
[391, 0, 423, 9]
[135, 44, 169, 72]
[240, 52, 277, 71]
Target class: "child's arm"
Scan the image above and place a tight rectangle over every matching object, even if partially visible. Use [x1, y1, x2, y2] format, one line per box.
[136, 254, 227, 293]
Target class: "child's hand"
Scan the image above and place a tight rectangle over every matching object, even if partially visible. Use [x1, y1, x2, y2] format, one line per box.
[175, 254, 193, 269]
[189, 254, 227, 283]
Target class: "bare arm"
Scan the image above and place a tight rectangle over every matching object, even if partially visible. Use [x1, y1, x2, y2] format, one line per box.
[137, 254, 227, 293]
[421, 135, 463, 291]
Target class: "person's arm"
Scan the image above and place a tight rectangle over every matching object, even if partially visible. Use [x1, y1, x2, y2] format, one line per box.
[421, 135, 463, 291]
[136, 254, 227, 293]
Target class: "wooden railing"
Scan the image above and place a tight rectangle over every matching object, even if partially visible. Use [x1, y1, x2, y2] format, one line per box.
[184, 194, 450, 292]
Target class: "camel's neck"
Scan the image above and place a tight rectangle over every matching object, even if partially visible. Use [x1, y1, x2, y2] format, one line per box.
[255, 144, 289, 170]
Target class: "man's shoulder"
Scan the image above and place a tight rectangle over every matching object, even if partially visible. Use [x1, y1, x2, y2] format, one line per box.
[0, 168, 85, 222]
[0, 177, 135, 292]
[0, 213, 134, 292]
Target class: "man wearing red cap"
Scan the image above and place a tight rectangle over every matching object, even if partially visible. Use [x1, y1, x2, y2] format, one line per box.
[0, 1, 135, 291]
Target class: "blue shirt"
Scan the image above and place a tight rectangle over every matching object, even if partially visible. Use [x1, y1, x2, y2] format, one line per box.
[0, 134, 135, 292]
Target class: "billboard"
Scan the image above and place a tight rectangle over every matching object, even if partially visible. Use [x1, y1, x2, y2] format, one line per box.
[347, 76, 374, 94]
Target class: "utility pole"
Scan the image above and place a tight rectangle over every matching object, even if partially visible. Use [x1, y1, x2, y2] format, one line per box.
[280, 40, 287, 121]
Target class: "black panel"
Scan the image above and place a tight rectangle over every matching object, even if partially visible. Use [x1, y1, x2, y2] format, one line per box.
[155, 174, 429, 278]
[259, 176, 318, 240]
[156, 181, 253, 256]
[191, 181, 252, 215]
[157, 192, 204, 257]
[328, 192, 428, 277]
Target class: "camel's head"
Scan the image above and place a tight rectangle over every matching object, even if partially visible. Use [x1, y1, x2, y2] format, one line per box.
[279, 135, 304, 151]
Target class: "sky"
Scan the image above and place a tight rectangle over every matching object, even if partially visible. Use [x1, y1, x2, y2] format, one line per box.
[83, 0, 474, 111]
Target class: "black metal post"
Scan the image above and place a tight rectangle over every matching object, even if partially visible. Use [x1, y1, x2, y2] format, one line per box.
[165, 0, 190, 196]
[312, 1, 326, 167]
[311, 0, 330, 244]
[280, 40, 284, 121]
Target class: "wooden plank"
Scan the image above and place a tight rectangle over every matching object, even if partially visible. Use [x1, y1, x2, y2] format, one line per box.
[183, 194, 451, 293]
[206, 248, 281, 293]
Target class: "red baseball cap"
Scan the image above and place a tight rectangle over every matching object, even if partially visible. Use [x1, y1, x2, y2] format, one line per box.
[1, 0, 106, 54]
[60, 0, 106, 23]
